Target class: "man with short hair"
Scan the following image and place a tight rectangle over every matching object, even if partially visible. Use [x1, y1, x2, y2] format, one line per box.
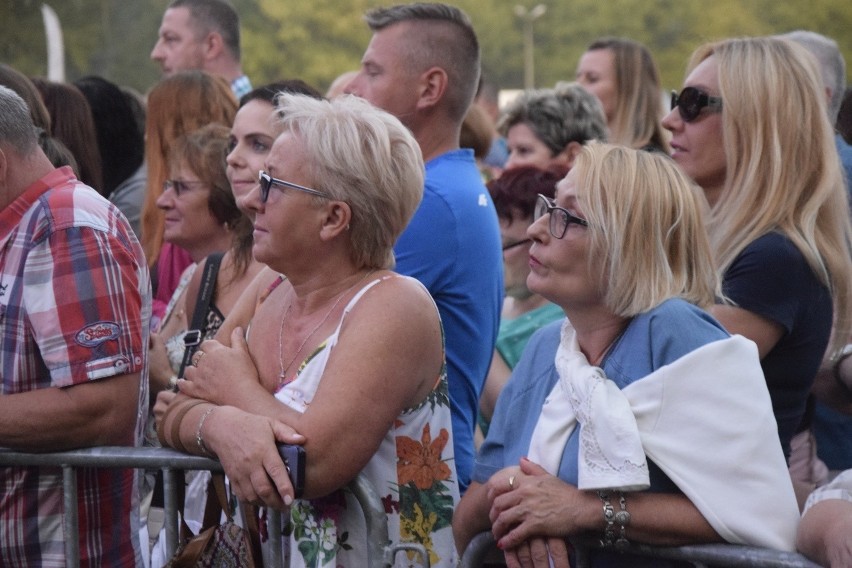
[151, 0, 252, 98]
[0, 85, 151, 566]
[347, 2, 503, 493]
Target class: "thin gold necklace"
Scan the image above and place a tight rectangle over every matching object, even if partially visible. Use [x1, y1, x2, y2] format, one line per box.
[277, 269, 375, 386]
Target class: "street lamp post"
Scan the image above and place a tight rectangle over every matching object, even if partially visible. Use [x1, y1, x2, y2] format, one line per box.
[514, 4, 547, 90]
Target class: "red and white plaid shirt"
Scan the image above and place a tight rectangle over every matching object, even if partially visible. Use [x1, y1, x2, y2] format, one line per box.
[0, 167, 150, 567]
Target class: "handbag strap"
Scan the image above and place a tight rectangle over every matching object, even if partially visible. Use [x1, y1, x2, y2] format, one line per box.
[177, 253, 224, 380]
[198, 474, 263, 561]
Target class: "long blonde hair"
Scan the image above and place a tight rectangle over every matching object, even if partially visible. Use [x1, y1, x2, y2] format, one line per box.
[692, 37, 852, 351]
[586, 38, 669, 152]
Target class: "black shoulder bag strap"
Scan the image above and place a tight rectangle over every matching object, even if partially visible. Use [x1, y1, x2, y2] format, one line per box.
[177, 252, 224, 381]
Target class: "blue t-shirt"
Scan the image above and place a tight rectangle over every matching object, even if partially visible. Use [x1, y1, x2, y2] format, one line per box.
[475, 299, 728, 567]
[722, 232, 832, 458]
[394, 148, 503, 493]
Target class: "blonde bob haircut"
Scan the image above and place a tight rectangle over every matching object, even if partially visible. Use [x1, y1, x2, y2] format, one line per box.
[574, 142, 719, 317]
[689, 37, 852, 351]
[274, 93, 424, 269]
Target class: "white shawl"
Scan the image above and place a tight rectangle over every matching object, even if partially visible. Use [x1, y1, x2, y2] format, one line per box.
[528, 321, 799, 551]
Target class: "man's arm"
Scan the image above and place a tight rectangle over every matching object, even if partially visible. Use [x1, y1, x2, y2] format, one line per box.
[0, 372, 141, 450]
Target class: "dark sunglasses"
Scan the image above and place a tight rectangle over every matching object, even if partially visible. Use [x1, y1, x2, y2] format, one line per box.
[257, 171, 332, 203]
[670, 86, 723, 123]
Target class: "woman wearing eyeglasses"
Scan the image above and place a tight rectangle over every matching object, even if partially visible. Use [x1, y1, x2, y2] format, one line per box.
[453, 143, 799, 567]
[147, 123, 256, 400]
[141, 71, 238, 323]
[662, 37, 852, 468]
[157, 94, 460, 566]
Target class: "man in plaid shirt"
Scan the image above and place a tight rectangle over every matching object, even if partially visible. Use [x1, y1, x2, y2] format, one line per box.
[0, 86, 150, 566]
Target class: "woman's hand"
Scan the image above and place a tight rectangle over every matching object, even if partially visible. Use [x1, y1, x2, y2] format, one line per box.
[504, 537, 570, 568]
[489, 458, 599, 549]
[180, 327, 265, 406]
[147, 332, 175, 394]
[204, 405, 305, 510]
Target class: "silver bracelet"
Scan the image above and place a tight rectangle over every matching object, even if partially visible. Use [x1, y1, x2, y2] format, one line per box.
[598, 491, 630, 551]
[195, 406, 216, 457]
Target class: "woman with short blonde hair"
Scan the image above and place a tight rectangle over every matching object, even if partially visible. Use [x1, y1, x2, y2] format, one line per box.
[455, 143, 798, 565]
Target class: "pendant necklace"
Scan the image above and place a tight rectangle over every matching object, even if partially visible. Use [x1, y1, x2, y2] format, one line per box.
[277, 269, 375, 386]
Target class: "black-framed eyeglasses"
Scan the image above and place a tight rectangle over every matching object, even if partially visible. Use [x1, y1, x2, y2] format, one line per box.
[534, 194, 588, 239]
[671, 86, 723, 123]
[502, 238, 532, 252]
[257, 170, 332, 203]
[163, 179, 208, 197]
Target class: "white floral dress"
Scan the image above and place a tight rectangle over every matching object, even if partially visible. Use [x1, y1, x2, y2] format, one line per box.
[264, 275, 459, 567]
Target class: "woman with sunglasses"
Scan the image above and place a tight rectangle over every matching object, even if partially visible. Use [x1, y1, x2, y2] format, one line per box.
[662, 37, 852, 469]
[156, 94, 460, 566]
[454, 143, 799, 567]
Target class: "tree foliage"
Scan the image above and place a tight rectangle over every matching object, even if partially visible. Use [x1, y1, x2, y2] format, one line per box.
[1, 0, 851, 96]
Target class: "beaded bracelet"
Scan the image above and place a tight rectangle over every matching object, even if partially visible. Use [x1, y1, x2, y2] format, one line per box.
[196, 406, 216, 457]
[598, 491, 630, 551]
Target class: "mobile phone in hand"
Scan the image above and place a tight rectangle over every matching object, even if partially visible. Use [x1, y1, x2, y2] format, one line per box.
[276, 443, 305, 498]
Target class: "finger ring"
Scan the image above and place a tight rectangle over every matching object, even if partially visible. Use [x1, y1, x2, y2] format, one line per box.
[191, 350, 205, 366]
[508, 475, 516, 489]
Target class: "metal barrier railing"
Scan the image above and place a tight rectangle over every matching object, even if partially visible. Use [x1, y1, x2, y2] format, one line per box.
[460, 531, 822, 568]
[0, 446, 398, 568]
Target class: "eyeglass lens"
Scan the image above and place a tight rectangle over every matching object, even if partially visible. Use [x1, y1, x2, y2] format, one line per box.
[534, 194, 569, 239]
[258, 172, 271, 203]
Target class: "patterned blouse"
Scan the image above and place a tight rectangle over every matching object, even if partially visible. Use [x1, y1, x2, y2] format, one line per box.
[262, 275, 460, 567]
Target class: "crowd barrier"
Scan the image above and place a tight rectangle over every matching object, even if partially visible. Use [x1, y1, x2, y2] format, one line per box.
[459, 531, 822, 568]
[5, 447, 818, 567]
[0, 446, 424, 568]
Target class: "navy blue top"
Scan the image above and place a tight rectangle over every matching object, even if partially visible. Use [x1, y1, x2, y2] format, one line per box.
[722, 232, 832, 458]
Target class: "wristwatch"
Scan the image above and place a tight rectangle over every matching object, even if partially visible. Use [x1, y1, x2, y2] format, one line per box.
[831, 343, 852, 394]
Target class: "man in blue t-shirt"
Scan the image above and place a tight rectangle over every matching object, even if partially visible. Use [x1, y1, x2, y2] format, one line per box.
[347, 3, 503, 492]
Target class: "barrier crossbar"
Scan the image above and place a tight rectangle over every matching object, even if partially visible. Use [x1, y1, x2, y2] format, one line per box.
[460, 531, 822, 568]
[0, 446, 395, 568]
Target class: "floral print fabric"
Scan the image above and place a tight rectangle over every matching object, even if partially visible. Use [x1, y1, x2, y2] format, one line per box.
[267, 276, 460, 567]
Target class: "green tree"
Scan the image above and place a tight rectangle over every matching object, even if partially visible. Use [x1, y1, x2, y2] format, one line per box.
[2, 0, 852, 97]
